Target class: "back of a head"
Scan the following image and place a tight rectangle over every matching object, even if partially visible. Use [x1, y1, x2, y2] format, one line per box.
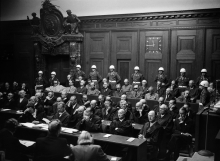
[5, 118, 18, 133]
[78, 131, 93, 145]
[48, 119, 62, 136]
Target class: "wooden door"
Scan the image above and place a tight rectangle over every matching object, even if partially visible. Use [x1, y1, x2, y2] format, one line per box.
[47, 55, 70, 85]
[205, 29, 220, 81]
[111, 32, 138, 84]
[140, 31, 169, 87]
[85, 32, 109, 79]
[171, 30, 204, 81]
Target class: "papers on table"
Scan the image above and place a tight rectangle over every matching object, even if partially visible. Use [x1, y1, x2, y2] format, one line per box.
[20, 123, 35, 128]
[1, 109, 11, 111]
[127, 137, 135, 142]
[61, 127, 78, 133]
[33, 123, 48, 128]
[16, 111, 23, 114]
[20, 123, 48, 130]
[103, 134, 112, 138]
[42, 118, 50, 124]
[20, 140, 35, 147]
[111, 157, 117, 161]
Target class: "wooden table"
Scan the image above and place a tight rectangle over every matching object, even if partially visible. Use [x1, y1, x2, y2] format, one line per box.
[15, 126, 148, 161]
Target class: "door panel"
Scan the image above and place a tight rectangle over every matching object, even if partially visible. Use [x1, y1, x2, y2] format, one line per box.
[140, 31, 169, 87]
[112, 32, 137, 83]
[85, 32, 109, 78]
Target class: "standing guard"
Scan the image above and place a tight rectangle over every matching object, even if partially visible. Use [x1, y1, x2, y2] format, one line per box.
[175, 68, 189, 93]
[196, 69, 211, 86]
[131, 66, 144, 86]
[73, 65, 85, 88]
[49, 71, 59, 87]
[154, 67, 169, 86]
[88, 65, 102, 89]
[35, 71, 47, 90]
[107, 65, 121, 90]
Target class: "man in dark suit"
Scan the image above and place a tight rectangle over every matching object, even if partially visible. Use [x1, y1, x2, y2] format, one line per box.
[4, 92, 16, 109]
[16, 90, 28, 111]
[115, 94, 132, 111]
[110, 109, 132, 136]
[66, 95, 80, 115]
[164, 88, 174, 102]
[138, 110, 162, 161]
[97, 94, 105, 109]
[44, 91, 57, 115]
[168, 99, 179, 120]
[100, 82, 112, 96]
[113, 84, 123, 97]
[129, 84, 143, 99]
[166, 107, 193, 161]
[77, 80, 87, 94]
[153, 97, 164, 114]
[177, 90, 191, 103]
[33, 119, 72, 161]
[188, 80, 200, 103]
[78, 94, 90, 107]
[61, 91, 69, 104]
[133, 102, 148, 124]
[156, 80, 166, 97]
[101, 100, 117, 121]
[68, 105, 85, 128]
[0, 92, 5, 109]
[32, 96, 46, 124]
[0, 118, 29, 161]
[76, 107, 101, 132]
[2, 82, 12, 100]
[51, 102, 70, 127]
[199, 80, 210, 107]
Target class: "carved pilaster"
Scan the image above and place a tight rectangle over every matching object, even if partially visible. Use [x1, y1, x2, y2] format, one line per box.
[69, 42, 81, 76]
[33, 42, 45, 72]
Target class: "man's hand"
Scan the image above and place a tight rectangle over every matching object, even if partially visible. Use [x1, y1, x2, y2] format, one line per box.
[138, 134, 143, 139]
[183, 133, 192, 137]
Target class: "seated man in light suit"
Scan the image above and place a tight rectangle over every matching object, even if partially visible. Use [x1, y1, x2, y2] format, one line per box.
[45, 80, 65, 93]
[70, 131, 109, 161]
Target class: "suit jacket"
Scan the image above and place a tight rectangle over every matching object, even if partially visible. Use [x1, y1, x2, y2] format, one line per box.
[100, 88, 112, 96]
[157, 113, 173, 134]
[177, 95, 191, 103]
[163, 93, 174, 102]
[188, 86, 200, 102]
[35, 101, 46, 120]
[173, 116, 193, 135]
[133, 110, 148, 124]
[77, 86, 87, 94]
[113, 110, 134, 122]
[200, 88, 210, 107]
[138, 86, 149, 95]
[66, 103, 80, 115]
[139, 122, 161, 145]
[67, 112, 83, 128]
[110, 118, 132, 136]
[129, 90, 143, 99]
[44, 97, 57, 107]
[0, 128, 29, 160]
[34, 135, 71, 161]
[76, 115, 101, 132]
[156, 85, 166, 97]
[51, 111, 70, 127]
[101, 107, 117, 121]
[112, 90, 123, 97]
[4, 99, 16, 110]
[71, 144, 109, 161]
[16, 97, 28, 111]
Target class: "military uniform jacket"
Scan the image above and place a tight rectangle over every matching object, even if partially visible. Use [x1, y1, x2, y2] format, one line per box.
[154, 74, 169, 85]
[89, 71, 102, 83]
[196, 76, 211, 86]
[48, 77, 59, 87]
[200, 88, 210, 106]
[131, 72, 144, 83]
[73, 70, 85, 81]
[35, 77, 47, 87]
[87, 88, 100, 96]
[107, 71, 121, 84]
[175, 76, 189, 87]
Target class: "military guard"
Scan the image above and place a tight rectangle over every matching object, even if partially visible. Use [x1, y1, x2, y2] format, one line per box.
[154, 67, 169, 86]
[73, 65, 85, 88]
[107, 65, 121, 90]
[88, 65, 102, 89]
[196, 69, 211, 86]
[49, 71, 59, 87]
[175, 68, 189, 93]
[131, 66, 144, 86]
[35, 71, 47, 90]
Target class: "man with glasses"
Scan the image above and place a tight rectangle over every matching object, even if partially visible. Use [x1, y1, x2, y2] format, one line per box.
[130, 84, 143, 99]
[16, 90, 28, 111]
[4, 92, 16, 110]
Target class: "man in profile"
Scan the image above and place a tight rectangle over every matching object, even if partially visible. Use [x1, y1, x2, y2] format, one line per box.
[34, 120, 72, 161]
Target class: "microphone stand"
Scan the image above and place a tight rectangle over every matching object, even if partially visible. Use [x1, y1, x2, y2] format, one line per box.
[198, 105, 213, 156]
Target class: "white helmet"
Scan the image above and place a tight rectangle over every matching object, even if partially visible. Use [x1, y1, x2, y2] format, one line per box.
[38, 71, 43, 74]
[134, 66, 140, 70]
[51, 71, 56, 75]
[180, 68, 186, 73]
[201, 69, 207, 73]
[76, 65, 81, 68]
[91, 65, 96, 69]
[109, 65, 115, 69]
[200, 80, 209, 87]
[158, 67, 164, 71]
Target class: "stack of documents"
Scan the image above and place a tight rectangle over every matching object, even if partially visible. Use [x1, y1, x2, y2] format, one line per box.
[61, 127, 78, 133]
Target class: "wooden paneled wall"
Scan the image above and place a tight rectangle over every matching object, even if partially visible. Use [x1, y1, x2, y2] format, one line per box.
[0, 9, 220, 90]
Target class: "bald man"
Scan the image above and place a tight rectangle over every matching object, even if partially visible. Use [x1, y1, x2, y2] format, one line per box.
[133, 102, 148, 124]
[110, 109, 132, 136]
[139, 110, 162, 161]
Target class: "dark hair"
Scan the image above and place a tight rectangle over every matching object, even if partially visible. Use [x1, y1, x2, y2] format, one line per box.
[5, 118, 18, 132]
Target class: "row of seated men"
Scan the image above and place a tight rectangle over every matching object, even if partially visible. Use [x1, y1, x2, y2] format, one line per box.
[0, 118, 110, 161]
[1, 87, 196, 161]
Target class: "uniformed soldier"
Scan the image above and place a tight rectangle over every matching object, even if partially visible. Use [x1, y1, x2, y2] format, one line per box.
[107, 65, 121, 90]
[196, 69, 211, 86]
[35, 71, 47, 90]
[88, 65, 102, 89]
[49, 71, 59, 87]
[154, 67, 169, 86]
[175, 68, 189, 93]
[199, 80, 210, 107]
[131, 66, 144, 86]
[73, 65, 86, 88]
